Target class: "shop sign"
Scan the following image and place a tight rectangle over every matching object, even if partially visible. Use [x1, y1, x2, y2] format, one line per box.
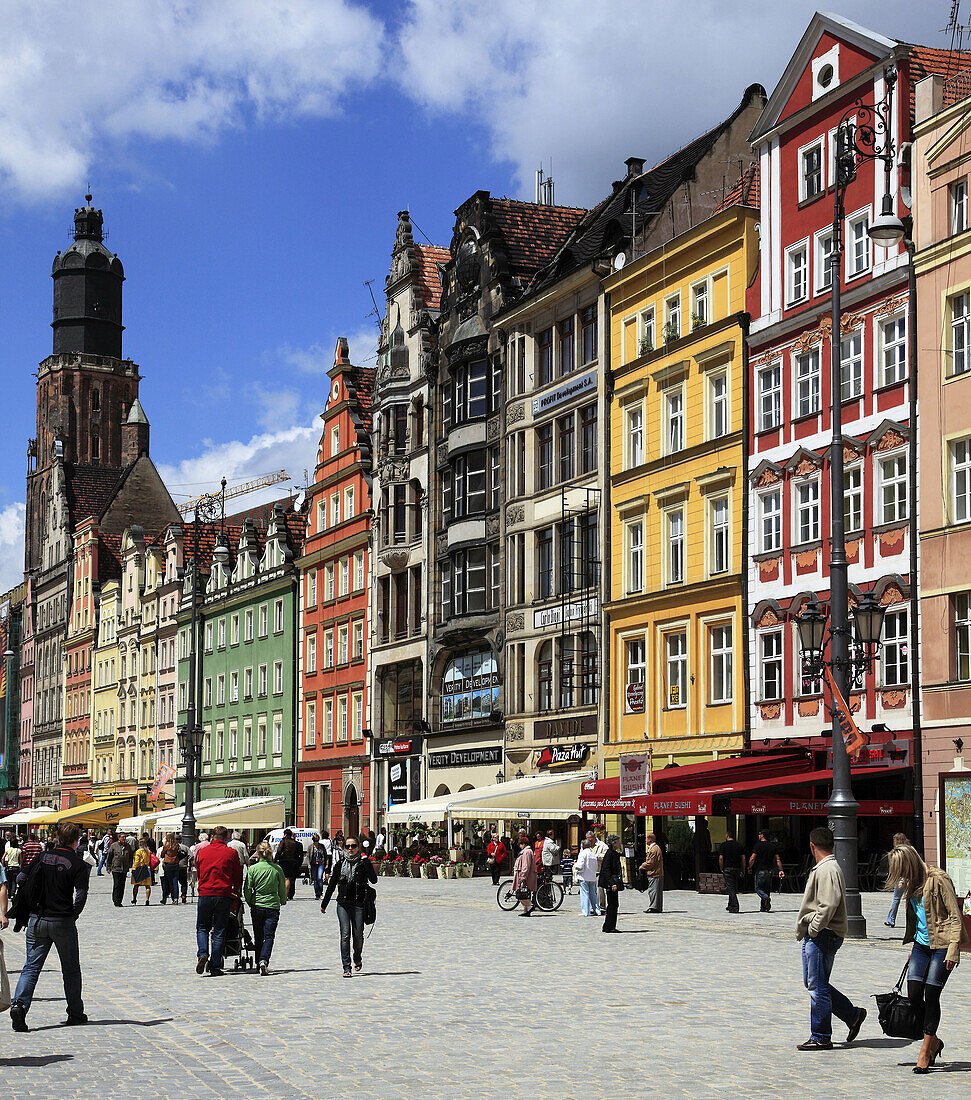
[635, 793, 713, 816]
[534, 597, 598, 630]
[376, 737, 422, 756]
[517, 811, 531, 819]
[535, 714, 597, 739]
[429, 746, 502, 769]
[826, 738, 910, 770]
[531, 370, 596, 416]
[625, 681, 645, 714]
[389, 761, 408, 805]
[579, 793, 637, 813]
[223, 785, 272, 798]
[536, 743, 590, 769]
[619, 753, 652, 797]
[731, 796, 914, 817]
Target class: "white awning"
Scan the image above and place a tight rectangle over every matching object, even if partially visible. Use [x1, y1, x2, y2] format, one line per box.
[385, 771, 595, 823]
[122, 799, 232, 835]
[153, 796, 286, 833]
[2, 806, 56, 827]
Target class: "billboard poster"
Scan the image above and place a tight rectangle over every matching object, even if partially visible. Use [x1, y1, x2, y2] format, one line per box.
[941, 773, 971, 900]
[619, 752, 652, 798]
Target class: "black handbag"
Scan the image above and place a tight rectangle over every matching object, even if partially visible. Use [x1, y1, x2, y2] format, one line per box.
[873, 960, 924, 1041]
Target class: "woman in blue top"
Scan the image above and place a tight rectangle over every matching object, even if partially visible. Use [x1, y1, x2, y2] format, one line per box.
[886, 845, 968, 1073]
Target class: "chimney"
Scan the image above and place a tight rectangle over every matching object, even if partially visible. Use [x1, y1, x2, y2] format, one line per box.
[625, 157, 645, 178]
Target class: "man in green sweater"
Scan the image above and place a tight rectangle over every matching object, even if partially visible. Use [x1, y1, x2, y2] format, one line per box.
[243, 842, 287, 975]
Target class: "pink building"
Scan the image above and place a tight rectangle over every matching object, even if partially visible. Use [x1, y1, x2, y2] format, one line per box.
[18, 578, 34, 807]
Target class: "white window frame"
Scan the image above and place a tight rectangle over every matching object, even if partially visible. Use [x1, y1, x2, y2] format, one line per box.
[877, 448, 908, 525]
[879, 313, 907, 387]
[951, 290, 971, 377]
[951, 436, 971, 523]
[690, 279, 710, 328]
[664, 385, 685, 456]
[664, 630, 688, 709]
[708, 495, 730, 576]
[625, 403, 644, 469]
[708, 622, 733, 705]
[708, 370, 729, 439]
[664, 293, 681, 342]
[814, 226, 835, 295]
[845, 206, 872, 278]
[840, 330, 863, 401]
[844, 463, 863, 534]
[785, 240, 809, 306]
[794, 346, 821, 418]
[626, 520, 644, 595]
[758, 488, 782, 553]
[798, 137, 826, 203]
[758, 362, 782, 432]
[951, 178, 968, 235]
[758, 629, 783, 701]
[665, 507, 685, 585]
[638, 306, 656, 356]
[881, 607, 910, 687]
[306, 702, 316, 747]
[624, 637, 646, 713]
[794, 477, 820, 545]
[955, 593, 971, 681]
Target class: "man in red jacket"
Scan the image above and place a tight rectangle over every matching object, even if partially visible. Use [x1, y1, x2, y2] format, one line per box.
[194, 826, 243, 976]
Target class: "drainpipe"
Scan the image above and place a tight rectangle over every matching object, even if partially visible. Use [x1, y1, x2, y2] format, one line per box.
[602, 289, 612, 763]
[741, 312, 752, 752]
[904, 231, 924, 855]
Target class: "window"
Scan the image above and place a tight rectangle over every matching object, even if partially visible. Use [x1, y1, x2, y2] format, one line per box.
[840, 333, 863, 401]
[881, 608, 909, 686]
[847, 210, 870, 276]
[257, 719, 266, 756]
[759, 489, 782, 553]
[258, 605, 267, 637]
[581, 305, 597, 364]
[815, 228, 834, 293]
[795, 479, 820, 543]
[355, 551, 365, 591]
[951, 291, 970, 376]
[709, 623, 733, 704]
[625, 639, 645, 710]
[952, 437, 971, 522]
[274, 599, 284, 633]
[557, 413, 575, 482]
[880, 315, 907, 386]
[951, 178, 968, 235]
[580, 404, 598, 474]
[664, 295, 681, 342]
[345, 487, 355, 519]
[627, 521, 643, 594]
[489, 543, 501, 609]
[844, 466, 863, 532]
[217, 618, 226, 649]
[230, 671, 238, 704]
[352, 693, 364, 740]
[338, 625, 348, 665]
[330, 492, 340, 527]
[626, 405, 644, 468]
[317, 500, 326, 532]
[243, 721, 252, 758]
[537, 328, 553, 386]
[308, 572, 317, 607]
[795, 349, 820, 417]
[639, 307, 655, 355]
[665, 631, 687, 708]
[537, 423, 553, 489]
[536, 527, 553, 599]
[273, 660, 283, 694]
[759, 630, 783, 700]
[558, 316, 575, 376]
[258, 664, 267, 696]
[307, 634, 316, 673]
[450, 547, 487, 614]
[955, 594, 971, 681]
[331, 425, 340, 457]
[204, 677, 212, 708]
[710, 496, 730, 574]
[692, 282, 708, 327]
[306, 702, 316, 746]
[321, 699, 333, 743]
[244, 667, 252, 699]
[216, 675, 225, 706]
[489, 446, 501, 509]
[667, 508, 684, 584]
[800, 141, 824, 201]
[709, 372, 728, 438]
[879, 451, 908, 524]
[325, 564, 335, 601]
[273, 715, 283, 754]
[244, 608, 253, 641]
[339, 558, 349, 597]
[665, 388, 684, 454]
[229, 724, 238, 760]
[508, 431, 526, 497]
[205, 622, 213, 652]
[324, 630, 334, 668]
[353, 620, 364, 660]
[758, 363, 782, 431]
[537, 641, 553, 711]
[337, 695, 348, 741]
[441, 650, 499, 725]
[786, 242, 808, 304]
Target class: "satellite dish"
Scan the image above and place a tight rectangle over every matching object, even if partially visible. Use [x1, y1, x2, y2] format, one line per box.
[613, 251, 627, 271]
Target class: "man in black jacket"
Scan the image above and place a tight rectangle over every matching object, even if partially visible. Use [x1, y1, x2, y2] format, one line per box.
[10, 821, 90, 1033]
[321, 837, 376, 977]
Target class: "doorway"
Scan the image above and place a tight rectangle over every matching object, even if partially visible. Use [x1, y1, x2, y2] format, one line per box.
[344, 784, 360, 838]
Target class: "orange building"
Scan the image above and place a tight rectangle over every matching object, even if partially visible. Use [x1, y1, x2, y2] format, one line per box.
[296, 339, 374, 836]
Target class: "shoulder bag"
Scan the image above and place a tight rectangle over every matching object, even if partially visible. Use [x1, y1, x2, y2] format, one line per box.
[873, 959, 924, 1040]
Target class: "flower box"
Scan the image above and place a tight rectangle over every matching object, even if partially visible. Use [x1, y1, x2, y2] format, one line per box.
[410, 864, 422, 878]
[394, 861, 410, 877]
[420, 864, 437, 879]
[457, 863, 473, 879]
[441, 865, 456, 879]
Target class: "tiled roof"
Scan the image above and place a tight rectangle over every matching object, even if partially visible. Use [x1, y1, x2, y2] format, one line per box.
[351, 365, 376, 435]
[226, 495, 300, 528]
[903, 44, 971, 118]
[97, 532, 123, 583]
[716, 162, 760, 214]
[64, 463, 125, 526]
[414, 244, 450, 311]
[489, 199, 587, 279]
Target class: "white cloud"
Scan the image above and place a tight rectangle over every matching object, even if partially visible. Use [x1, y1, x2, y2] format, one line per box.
[249, 384, 305, 434]
[276, 327, 380, 376]
[0, 503, 25, 594]
[396, 0, 951, 205]
[0, 0, 385, 199]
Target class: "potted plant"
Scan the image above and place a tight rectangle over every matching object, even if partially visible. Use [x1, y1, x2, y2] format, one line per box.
[410, 855, 424, 878]
[393, 855, 409, 877]
[663, 320, 680, 344]
[638, 334, 653, 356]
[691, 312, 706, 331]
[456, 861, 473, 879]
[441, 860, 456, 879]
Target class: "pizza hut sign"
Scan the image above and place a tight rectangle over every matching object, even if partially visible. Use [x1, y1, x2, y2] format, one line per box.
[536, 744, 590, 769]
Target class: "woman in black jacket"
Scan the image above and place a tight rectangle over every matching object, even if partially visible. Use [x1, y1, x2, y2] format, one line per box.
[598, 834, 623, 934]
[321, 837, 377, 977]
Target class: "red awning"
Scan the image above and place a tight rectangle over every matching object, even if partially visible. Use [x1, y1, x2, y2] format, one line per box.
[578, 777, 638, 813]
[731, 796, 913, 817]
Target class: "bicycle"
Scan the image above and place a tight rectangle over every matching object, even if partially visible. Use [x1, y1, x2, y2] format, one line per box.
[496, 875, 564, 913]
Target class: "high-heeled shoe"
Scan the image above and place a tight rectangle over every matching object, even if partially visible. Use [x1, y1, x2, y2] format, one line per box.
[930, 1039, 944, 1065]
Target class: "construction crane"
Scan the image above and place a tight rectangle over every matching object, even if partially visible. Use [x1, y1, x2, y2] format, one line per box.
[176, 470, 290, 516]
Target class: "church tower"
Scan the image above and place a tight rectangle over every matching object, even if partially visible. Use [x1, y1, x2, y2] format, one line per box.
[25, 196, 142, 572]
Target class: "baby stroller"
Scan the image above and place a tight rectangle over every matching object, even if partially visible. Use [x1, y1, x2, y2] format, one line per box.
[225, 900, 256, 971]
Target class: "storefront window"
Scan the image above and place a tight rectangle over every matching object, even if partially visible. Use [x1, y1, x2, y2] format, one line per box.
[442, 649, 500, 725]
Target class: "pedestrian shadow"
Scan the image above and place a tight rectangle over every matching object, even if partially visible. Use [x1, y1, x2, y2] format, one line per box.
[356, 971, 422, 977]
[939, 1062, 971, 1072]
[836, 1037, 912, 1049]
[0, 1054, 73, 1067]
[265, 968, 331, 976]
[617, 929, 651, 934]
[30, 1017, 173, 1032]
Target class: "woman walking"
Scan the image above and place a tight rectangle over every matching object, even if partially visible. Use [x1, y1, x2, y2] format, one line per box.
[275, 829, 303, 901]
[883, 832, 909, 928]
[885, 844, 968, 1072]
[131, 838, 153, 905]
[160, 832, 181, 905]
[512, 829, 537, 916]
[486, 832, 507, 887]
[599, 834, 623, 933]
[244, 842, 287, 975]
[575, 838, 600, 917]
[321, 835, 377, 978]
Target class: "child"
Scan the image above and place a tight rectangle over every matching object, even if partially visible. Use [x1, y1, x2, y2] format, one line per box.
[560, 844, 576, 893]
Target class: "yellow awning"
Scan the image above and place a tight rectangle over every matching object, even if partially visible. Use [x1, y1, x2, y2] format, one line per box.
[33, 798, 134, 827]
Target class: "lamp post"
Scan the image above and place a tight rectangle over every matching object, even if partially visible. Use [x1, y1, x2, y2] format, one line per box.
[816, 67, 904, 938]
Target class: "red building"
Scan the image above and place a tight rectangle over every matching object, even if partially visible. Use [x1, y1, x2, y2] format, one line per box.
[746, 13, 966, 845]
[296, 338, 374, 836]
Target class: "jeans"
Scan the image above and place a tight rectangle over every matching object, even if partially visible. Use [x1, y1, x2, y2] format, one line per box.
[97, 848, 108, 876]
[647, 877, 663, 912]
[802, 930, 856, 1042]
[755, 870, 773, 907]
[13, 915, 84, 1018]
[179, 866, 188, 902]
[196, 895, 233, 970]
[723, 869, 740, 912]
[161, 863, 180, 903]
[251, 905, 280, 965]
[111, 871, 126, 907]
[886, 883, 903, 926]
[311, 864, 326, 899]
[579, 881, 600, 915]
[337, 902, 364, 972]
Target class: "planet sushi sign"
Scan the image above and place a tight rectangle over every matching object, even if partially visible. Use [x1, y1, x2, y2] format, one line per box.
[619, 752, 652, 797]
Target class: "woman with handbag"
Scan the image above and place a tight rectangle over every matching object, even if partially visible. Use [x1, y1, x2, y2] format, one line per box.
[574, 838, 600, 917]
[130, 839, 153, 905]
[486, 833, 506, 887]
[320, 836, 377, 977]
[159, 833, 181, 905]
[599, 834, 623, 933]
[885, 844, 968, 1073]
[511, 830, 537, 916]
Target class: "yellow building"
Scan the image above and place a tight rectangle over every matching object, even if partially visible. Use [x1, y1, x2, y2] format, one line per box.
[91, 580, 121, 796]
[605, 202, 758, 793]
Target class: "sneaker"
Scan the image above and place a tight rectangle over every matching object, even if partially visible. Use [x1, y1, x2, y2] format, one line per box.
[846, 1008, 867, 1043]
[196, 956, 208, 975]
[797, 1039, 833, 1051]
[884, 921, 895, 927]
[208, 967, 224, 977]
[10, 1004, 27, 1033]
[342, 970, 352, 978]
[65, 1013, 88, 1026]
[258, 961, 268, 976]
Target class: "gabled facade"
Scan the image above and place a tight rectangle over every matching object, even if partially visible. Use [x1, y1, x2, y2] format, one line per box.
[91, 580, 121, 794]
[17, 579, 34, 805]
[298, 338, 374, 835]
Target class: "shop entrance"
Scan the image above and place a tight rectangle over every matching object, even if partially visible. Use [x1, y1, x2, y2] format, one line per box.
[344, 785, 360, 838]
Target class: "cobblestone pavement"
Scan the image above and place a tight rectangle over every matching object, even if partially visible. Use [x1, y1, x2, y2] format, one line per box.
[1, 872, 968, 1098]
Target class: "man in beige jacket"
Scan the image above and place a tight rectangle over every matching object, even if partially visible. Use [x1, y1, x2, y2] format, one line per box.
[794, 827, 867, 1051]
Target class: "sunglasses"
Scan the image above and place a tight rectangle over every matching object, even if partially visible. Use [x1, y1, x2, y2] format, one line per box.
[345, 844, 359, 850]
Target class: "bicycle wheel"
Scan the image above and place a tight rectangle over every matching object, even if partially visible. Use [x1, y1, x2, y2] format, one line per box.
[547, 881, 564, 911]
[534, 880, 556, 911]
[497, 880, 519, 911]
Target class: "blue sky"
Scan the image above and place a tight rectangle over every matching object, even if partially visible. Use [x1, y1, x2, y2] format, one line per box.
[0, 1, 953, 591]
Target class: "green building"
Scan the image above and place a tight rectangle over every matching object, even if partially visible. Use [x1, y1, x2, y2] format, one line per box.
[176, 503, 305, 822]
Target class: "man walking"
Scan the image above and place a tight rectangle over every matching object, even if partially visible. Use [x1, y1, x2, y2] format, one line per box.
[749, 829, 785, 912]
[9, 822, 90, 1033]
[106, 832, 133, 907]
[795, 827, 866, 1051]
[639, 833, 664, 913]
[719, 830, 744, 914]
[20, 830, 44, 874]
[228, 831, 249, 869]
[195, 825, 243, 977]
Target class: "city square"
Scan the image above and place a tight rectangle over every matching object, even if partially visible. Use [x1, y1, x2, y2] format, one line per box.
[2, 874, 968, 1098]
